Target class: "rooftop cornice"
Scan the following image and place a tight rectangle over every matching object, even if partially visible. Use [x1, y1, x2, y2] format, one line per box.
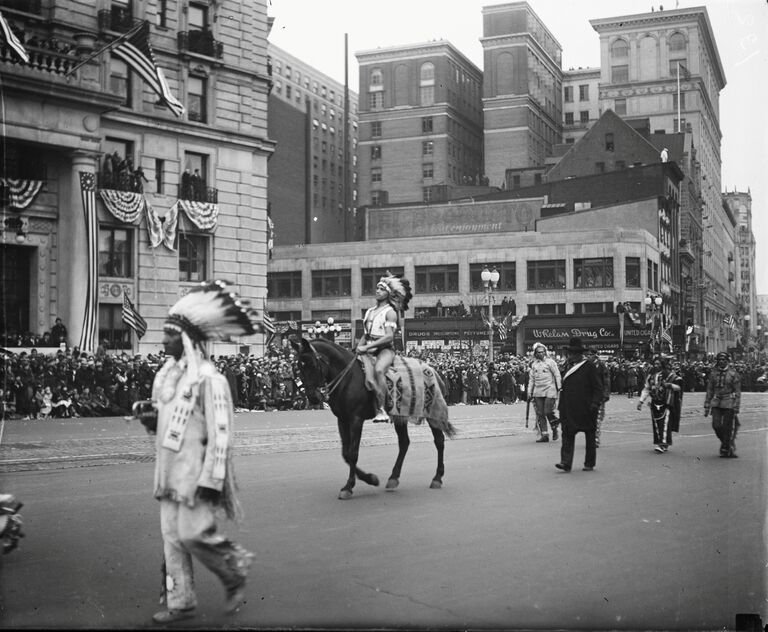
[356, 40, 482, 77]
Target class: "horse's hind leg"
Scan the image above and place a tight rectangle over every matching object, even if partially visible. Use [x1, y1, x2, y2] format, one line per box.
[386, 422, 410, 490]
[430, 426, 446, 489]
[338, 417, 379, 500]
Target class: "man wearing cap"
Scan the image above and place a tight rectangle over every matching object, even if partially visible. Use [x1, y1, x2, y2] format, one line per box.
[555, 337, 603, 472]
[585, 349, 611, 447]
[137, 281, 259, 624]
[704, 351, 741, 458]
[527, 343, 561, 442]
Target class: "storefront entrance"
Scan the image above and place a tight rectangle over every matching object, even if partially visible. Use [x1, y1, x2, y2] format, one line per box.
[0, 244, 32, 339]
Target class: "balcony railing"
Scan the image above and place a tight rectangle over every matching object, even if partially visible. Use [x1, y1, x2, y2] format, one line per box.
[178, 183, 218, 204]
[97, 172, 146, 193]
[98, 7, 135, 33]
[177, 30, 223, 59]
[0, 39, 77, 75]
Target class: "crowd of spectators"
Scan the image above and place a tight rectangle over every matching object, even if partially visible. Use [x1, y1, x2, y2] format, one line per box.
[1, 342, 766, 421]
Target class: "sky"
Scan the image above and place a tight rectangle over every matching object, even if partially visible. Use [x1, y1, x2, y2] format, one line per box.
[268, 0, 768, 294]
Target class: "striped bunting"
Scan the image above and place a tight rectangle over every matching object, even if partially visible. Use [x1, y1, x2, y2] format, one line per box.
[0, 178, 44, 209]
[122, 292, 148, 339]
[78, 172, 99, 352]
[0, 11, 29, 63]
[112, 21, 184, 118]
[99, 189, 145, 223]
[177, 199, 219, 230]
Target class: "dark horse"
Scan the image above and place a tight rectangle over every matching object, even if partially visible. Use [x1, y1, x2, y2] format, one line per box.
[291, 337, 456, 500]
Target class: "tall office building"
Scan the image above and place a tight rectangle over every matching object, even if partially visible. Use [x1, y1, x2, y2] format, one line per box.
[591, 5, 732, 353]
[480, 2, 563, 188]
[356, 40, 483, 207]
[724, 190, 757, 333]
[268, 43, 359, 245]
[0, 0, 272, 354]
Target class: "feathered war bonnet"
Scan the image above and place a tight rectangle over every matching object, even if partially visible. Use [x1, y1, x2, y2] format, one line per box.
[164, 280, 262, 345]
[377, 271, 412, 312]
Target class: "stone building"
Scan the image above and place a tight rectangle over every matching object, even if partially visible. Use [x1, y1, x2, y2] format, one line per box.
[0, 0, 273, 355]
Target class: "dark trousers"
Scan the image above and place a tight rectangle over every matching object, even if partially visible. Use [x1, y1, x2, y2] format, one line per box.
[711, 408, 739, 455]
[560, 428, 597, 469]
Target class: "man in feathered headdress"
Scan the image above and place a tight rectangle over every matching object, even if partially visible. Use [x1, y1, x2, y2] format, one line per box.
[356, 271, 412, 422]
[139, 280, 260, 624]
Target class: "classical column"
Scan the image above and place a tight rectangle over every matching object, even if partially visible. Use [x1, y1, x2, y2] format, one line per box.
[58, 150, 99, 351]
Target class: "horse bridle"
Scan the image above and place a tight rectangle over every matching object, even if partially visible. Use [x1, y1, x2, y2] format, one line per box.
[305, 341, 357, 399]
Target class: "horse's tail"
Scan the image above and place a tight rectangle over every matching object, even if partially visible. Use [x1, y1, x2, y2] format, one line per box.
[436, 416, 458, 439]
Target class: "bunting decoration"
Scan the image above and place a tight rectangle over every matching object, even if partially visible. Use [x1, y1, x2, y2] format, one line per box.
[616, 302, 626, 346]
[0, 11, 29, 63]
[77, 172, 99, 352]
[146, 199, 178, 250]
[99, 189, 145, 223]
[0, 178, 44, 209]
[267, 212, 274, 259]
[112, 21, 185, 117]
[177, 199, 219, 230]
[275, 321, 298, 335]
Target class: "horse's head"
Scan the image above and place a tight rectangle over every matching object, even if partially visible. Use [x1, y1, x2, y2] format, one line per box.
[290, 337, 326, 405]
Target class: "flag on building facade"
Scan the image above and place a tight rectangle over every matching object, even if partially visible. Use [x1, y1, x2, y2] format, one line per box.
[263, 312, 276, 345]
[122, 292, 148, 339]
[661, 329, 673, 353]
[0, 11, 29, 63]
[722, 314, 737, 331]
[77, 172, 99, 352]
[112, 21, 184, 117]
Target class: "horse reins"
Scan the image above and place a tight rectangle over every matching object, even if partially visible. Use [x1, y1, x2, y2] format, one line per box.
[309, 343, 358, 399]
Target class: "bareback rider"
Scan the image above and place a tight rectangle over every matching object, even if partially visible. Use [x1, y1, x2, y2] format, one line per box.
[356, 271, 412, 423]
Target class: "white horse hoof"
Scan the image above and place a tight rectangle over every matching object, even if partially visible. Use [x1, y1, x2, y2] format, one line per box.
[338, 489, 353, 500]
[429, 480, 443, 489]
[385, 478, 399, 490]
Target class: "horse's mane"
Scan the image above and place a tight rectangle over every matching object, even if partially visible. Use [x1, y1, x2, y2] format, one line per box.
[307, 338, 354, 363]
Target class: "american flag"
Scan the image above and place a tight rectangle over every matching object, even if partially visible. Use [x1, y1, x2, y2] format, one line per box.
[0, 11, 29, 63]
[661, 329, 673, 352]
[497, 322, 508, 340]
[722, 314, 737, 331]
[77, 172, 99, 352]
[263, 312, 276, 345]
[112, 21, 184, 118]
[122, 292, 148, 339]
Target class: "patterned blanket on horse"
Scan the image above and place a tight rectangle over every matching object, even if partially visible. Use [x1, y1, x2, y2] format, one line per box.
[359, 355, 449, 427]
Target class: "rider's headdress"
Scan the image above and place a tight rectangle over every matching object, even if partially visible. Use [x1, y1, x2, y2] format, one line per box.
[377, 271, 412, 312]
[716, 351, 730, 363]
[164, 280, 262, 343]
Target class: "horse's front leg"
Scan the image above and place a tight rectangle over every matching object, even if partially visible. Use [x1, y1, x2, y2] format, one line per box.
[386, 422, 410, 490]
[338, 416, 379, 500]
[429, 426, 446, 489]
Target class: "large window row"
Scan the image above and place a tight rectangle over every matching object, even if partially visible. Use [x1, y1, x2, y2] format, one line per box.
[268, 257, 652, 298]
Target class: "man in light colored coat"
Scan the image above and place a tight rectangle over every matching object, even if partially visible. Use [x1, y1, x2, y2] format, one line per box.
[527, 343, 562, 442]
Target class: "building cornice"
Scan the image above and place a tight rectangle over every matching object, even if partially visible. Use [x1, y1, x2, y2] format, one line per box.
[356, 40, 482, 78]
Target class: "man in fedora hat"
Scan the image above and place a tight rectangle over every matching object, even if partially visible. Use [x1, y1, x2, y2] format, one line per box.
[555, 337, 604, 472]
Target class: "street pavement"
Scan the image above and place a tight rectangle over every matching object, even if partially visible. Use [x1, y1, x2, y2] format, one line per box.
[0, 393, 766, 630]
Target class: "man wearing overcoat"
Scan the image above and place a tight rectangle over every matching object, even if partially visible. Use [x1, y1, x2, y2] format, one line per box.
[555, 337, 604, 473]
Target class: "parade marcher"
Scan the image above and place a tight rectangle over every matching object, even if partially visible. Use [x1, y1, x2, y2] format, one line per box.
[637, 355, 683, 453]
[555, 338, 603, 472]
[586, 349, 611, 447]
[139, 280, 259, 624]
[704, 352, 741, 458]
[356, 271, 412, 423]
[527, 343, 561, 442]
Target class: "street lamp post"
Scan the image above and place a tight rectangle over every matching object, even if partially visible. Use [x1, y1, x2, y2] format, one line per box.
[481, 266, 500, 362]
[644, 295, 664, 355]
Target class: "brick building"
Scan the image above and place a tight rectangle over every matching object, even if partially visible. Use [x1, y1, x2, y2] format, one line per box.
[355, 40, 484, 207]
[267, 43, 359, 245]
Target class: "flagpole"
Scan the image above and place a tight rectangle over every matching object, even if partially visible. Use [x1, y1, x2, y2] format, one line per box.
[676, 61, 681, 132]
[65, 20, 144, 77]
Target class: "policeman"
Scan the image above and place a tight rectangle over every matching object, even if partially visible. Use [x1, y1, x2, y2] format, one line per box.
[704, 351, 741, 458]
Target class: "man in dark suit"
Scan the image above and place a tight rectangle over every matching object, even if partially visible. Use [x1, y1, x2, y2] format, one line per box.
[555, 337, 604, 473]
